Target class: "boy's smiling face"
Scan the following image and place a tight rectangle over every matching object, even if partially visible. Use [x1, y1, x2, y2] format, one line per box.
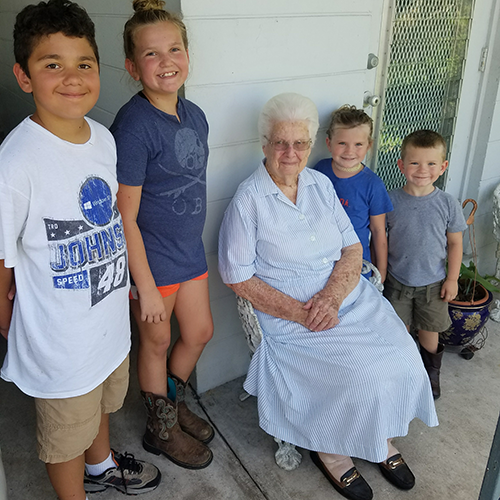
[13, 32, 100, 132]
[397, 145, 448, 195]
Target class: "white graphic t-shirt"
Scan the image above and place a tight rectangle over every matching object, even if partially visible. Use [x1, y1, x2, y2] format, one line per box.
[0, 117, 130, 398]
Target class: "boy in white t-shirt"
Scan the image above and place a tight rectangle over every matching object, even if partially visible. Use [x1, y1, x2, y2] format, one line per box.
[0, 1, 161, 499]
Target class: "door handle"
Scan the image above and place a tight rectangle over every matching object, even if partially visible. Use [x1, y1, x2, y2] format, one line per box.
[363, 92, 381, 107]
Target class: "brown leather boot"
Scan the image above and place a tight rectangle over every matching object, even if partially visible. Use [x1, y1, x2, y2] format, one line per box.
[169, 373, 215, 444]
[141, 391, 213, 469]
[420, 344, 444, 400]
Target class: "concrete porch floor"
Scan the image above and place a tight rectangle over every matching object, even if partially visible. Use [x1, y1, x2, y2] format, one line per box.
[1, 315, 499, 500]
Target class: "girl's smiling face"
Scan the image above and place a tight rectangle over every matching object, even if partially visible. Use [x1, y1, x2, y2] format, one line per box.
[326, 124, 372, 173]
[125, 21, 189, 103]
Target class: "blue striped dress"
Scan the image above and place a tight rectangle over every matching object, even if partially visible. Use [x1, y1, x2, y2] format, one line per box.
[218, 162, 438, 462]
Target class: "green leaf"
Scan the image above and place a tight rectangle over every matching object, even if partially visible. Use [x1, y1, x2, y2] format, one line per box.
[459, 262, 500, 293]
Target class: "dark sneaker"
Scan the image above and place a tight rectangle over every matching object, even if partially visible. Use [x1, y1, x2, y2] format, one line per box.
[84, 449, 161, 495]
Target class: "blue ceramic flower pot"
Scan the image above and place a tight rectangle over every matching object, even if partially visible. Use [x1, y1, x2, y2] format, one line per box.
[440, 284, 493, 346]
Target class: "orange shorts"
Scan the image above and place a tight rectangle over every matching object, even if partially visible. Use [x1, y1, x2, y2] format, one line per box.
[129, 271, 208, 300]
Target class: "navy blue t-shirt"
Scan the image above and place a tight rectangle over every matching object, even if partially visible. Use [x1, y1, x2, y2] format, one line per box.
[111, 93, 209, 286]
[314, 159, 393, 263]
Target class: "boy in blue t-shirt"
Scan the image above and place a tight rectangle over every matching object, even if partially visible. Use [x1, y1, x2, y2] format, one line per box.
[314, 105, 392, 282]
[0, 1, 160, 498]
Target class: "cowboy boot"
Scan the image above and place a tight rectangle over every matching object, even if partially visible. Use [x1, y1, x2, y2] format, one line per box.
[169, 373, 215, 444]
[141, 391, 213, 469]
[420, 344, 444, 400]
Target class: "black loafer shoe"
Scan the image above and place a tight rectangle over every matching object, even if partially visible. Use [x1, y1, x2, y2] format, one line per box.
[378, 453, 415, 490]
[310, 451, 373, 500]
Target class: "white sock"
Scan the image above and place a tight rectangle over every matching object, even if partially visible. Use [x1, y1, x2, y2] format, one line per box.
[85, 451, 115, 476]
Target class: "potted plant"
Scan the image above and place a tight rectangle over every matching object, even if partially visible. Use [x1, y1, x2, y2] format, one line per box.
[440, 262, 500, 354]
[439, 199, 500, 357]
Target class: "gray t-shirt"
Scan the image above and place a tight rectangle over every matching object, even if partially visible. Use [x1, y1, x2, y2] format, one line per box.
[387, 187, 467, 287]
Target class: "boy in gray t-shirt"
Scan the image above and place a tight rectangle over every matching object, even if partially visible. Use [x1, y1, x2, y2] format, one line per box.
[383, 130, 467, 400]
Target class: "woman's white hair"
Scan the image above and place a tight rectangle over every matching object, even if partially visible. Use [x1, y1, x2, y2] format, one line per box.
[258, 92, 320, 146]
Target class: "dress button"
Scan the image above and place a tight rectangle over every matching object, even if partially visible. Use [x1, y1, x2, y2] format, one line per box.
[322, 258, 328, 264]
[310, 235, 316, 242]
[299, 214, 305, 220]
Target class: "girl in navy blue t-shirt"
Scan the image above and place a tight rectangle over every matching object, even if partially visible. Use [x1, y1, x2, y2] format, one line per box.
[111, 0, 214, 470]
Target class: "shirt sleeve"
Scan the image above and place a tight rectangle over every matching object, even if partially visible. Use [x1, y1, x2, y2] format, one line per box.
[112, 128, 149, 187]
[447, 195, 468, 233]
[368, 175, 393, 216]
[0, 182, 30, 268]
[218, 196, 257, 284]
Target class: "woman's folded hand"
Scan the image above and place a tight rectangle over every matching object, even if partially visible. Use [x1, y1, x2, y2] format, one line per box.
[303, 292, 341, 331]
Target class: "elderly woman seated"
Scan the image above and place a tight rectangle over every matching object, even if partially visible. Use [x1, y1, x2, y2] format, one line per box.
[218, 93, 438, 500]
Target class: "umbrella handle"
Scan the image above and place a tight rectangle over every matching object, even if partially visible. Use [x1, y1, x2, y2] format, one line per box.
[462, 198, 477, 226]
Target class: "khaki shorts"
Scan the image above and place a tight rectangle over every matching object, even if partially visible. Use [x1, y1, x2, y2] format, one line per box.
[35, 356, 129, 464]
[383, 274, 451, 332]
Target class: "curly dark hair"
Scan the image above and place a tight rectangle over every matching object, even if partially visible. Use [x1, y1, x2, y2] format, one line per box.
[14, 0, 99, 78]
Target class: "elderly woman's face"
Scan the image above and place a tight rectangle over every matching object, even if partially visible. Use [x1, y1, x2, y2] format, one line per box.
[263, 121, 311, 182]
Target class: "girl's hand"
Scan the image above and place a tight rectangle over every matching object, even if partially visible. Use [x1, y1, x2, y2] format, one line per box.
[441, 279, 458, 303]
[303, 292, 340, 331]
[138, 288, 168, 323]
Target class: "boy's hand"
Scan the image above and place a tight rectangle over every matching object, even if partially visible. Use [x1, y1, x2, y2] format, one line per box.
[441, 279, 458, 303]
[138, 288, 168, 324]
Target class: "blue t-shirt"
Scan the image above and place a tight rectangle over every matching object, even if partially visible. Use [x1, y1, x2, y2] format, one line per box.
[313, 159, 393, 263]
[111, 93, 209, 286]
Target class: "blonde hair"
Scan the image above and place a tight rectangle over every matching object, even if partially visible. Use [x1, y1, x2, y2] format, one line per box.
[124, 0, 188, 60]
[326, 104, 373, 142]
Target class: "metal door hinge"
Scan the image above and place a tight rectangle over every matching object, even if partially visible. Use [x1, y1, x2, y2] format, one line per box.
[479, 47, 488, 72]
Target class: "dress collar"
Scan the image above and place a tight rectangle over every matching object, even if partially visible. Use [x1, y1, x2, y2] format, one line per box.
[254, 160, 316, 198]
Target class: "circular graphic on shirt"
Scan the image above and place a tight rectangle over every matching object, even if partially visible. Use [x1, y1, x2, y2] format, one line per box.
[79, 177, 113, 226]
[175, 128, 205, 170]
